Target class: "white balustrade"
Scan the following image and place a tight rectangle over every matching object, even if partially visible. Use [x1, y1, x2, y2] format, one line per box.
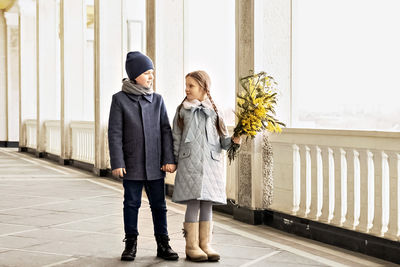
[340, 148, 347, 225]
[269, 128, 400, 241]
[292, 144, 300, 213]
[70, 121, 95, 164]
[44, 120, 61, 155]
[381, 152, 390, 236]
[316, 146, 323, 220]
[328, 148, 335, 222]
[25, 119, 37, 149]
[353, 149, 361, 229]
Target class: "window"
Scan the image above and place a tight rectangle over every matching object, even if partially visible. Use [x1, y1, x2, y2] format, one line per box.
[292, 0, 400, 131]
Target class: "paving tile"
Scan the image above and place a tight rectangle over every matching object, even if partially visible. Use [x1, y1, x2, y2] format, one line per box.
[0, 223, 36, 236]
[0, 148, 393, 267]
[263, 251, 327, 266]
[0, 207, 57, 218]
[27, 236, 121, 258]
[0, 249, 73, 267]
[0, 235, 50, 249]
[0, 214, 25, 225]
[11, 228, 90, 243]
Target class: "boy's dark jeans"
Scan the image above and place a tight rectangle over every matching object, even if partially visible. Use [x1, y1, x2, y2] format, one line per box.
[123, 178, 168, 237]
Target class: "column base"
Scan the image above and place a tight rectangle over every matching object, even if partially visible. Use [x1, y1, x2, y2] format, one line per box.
[93, 167, 109, 177]
[18, 147, 28, 152]
[35, 151, 45, 158]
[59, 158, 72, 165]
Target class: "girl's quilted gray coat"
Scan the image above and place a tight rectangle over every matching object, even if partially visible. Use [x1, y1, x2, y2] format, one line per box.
[171, 101, 232, 205]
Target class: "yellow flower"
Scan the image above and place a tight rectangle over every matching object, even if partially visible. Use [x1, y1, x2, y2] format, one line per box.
[254, 97, 264, 106]
[254, 106, 266, 118]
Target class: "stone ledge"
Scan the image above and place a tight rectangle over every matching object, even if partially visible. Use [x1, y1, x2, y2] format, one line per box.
[0, 141, 19, 147]
[263, 210, 400, 265]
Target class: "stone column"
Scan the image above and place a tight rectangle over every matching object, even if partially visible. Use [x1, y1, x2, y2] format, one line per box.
[18, 0, 37, 149]
[235, 0, 292, 223]
[93, 0, 123, 175]
[36, 0, 60, 156]
[236, 0, 256, 212]
[0, 10, 7, 143]
[4, 11, 20, 145]
[254, 0, 292, 211]
[146, 0, 155, 90]
[60, 0, 85, 163]
[235, 0, 266, 224]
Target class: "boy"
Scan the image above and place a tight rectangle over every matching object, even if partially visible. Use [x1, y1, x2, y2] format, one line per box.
[108, 51, 178, 261]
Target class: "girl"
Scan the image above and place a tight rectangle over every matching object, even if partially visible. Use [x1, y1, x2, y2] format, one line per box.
[108, 51, 178, 262]
[172, 70, 241, 262]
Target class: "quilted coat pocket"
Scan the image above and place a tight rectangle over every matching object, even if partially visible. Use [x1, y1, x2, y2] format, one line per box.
[210, 150, 221, 161]
[179, 149, 191, 159]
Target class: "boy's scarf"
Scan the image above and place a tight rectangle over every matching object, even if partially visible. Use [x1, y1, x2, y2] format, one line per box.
[121, 78, 154, 95]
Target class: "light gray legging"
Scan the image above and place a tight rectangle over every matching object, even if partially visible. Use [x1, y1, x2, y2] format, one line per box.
[185, 200, 213, 222]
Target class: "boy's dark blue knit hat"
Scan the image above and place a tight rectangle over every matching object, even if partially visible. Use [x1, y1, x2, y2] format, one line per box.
[125, 51, 154, 80]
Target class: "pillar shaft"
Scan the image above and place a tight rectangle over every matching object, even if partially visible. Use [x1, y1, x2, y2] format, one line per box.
[4, 11, 19, 143]
[0, 11, 7, 142]
[146, 0, 155, 90]
[18, 0, 37, 148]
[236, 0, 255, 208]
[36, 0, 59, 153]
[94, 0, 123, 172]
[60, 0, 85, 160]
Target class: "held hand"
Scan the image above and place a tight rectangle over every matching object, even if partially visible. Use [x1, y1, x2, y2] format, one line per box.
[112, 168, 126, 178]
[232, 135, 242, 145]
[168, 164, 177, 173]
[161, 164, 177, 173]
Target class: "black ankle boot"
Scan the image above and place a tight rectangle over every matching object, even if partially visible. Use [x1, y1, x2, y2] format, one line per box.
[155, 235, 179, 260]
[121, 237, 137, 261]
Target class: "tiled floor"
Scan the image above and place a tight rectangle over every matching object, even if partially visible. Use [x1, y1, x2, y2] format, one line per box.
[0, 148, 396, 267]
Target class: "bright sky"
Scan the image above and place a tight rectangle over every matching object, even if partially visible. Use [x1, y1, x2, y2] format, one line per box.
[292, 0, 400, 130]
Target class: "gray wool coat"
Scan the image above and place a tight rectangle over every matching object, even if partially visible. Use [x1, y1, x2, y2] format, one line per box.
[171, 102, 232, 205]
[108, 91, 175, 180]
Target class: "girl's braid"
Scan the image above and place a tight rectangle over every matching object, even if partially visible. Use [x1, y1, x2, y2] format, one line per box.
[177, 97, 187, 131]
[206, 90, 224, 136]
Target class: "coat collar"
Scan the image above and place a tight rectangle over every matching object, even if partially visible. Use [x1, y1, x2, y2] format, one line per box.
[183, 98, 213, 110]
[124, 92, 153, 103]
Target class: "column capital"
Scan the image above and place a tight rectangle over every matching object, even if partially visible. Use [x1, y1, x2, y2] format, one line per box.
[4, 11, 18, 26]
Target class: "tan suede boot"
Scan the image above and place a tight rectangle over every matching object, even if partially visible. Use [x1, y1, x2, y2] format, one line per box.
[199, 221, 220, 261]
[183, 222, 208, 261]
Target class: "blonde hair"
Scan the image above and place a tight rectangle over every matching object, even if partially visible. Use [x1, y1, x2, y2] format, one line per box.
[177, 70, 224, 136]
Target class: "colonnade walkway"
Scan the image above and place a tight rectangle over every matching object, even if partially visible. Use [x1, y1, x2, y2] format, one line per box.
[0, 148, 395, 267]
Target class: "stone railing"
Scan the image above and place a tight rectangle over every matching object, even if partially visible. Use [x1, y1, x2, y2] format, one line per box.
[25, 119, 37, 149]
[269, 128, 400, 241]
[44, 120, 61, 155]
[70, 121, 95, 164]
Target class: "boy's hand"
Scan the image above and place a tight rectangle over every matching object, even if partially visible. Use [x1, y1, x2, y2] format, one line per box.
[112, 168, 126, 178]
[161, 164, 177, 173]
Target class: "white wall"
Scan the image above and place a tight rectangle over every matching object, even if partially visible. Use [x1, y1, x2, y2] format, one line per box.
[123, 0, 146, 79]
[155, 0, 184, 120]
[183, 0, 236, 125]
